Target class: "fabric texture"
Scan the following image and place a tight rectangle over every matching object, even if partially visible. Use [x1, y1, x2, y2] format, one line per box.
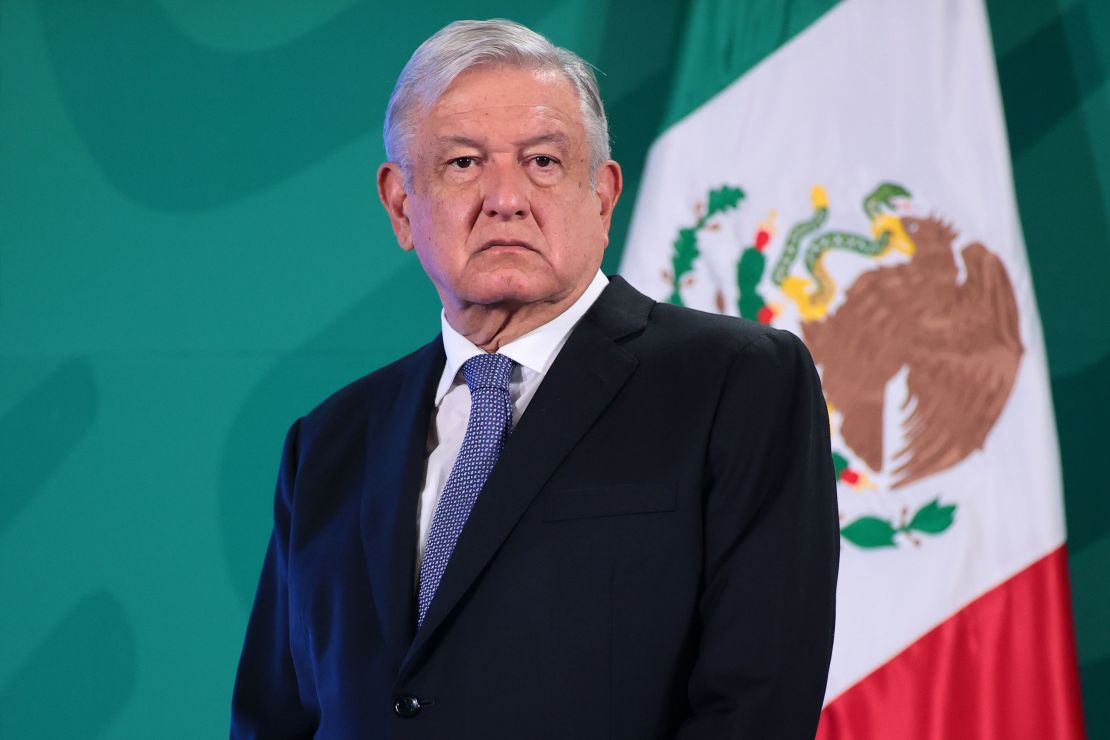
[231, 277, 839, 739]
[416, 353, 515, 627]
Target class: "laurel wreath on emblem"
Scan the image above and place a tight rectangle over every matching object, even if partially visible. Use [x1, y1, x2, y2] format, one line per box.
[663, 184, 1023, 550]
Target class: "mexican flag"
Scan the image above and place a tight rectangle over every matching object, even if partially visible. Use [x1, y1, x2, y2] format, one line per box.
[618, 0, 1087, 736]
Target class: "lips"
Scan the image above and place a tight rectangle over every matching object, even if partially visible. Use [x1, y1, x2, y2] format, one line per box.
[481, 239, 536, 252]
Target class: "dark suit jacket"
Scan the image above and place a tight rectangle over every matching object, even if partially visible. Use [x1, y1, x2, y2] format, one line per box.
[232, 276, 839, 739]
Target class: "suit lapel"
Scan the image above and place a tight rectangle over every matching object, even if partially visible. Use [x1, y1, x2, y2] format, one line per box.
[359, 338, 444, 671]
[401, 277, 654, 673]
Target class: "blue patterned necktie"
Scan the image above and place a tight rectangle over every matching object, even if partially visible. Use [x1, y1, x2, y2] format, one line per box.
[416, 352, 516, 627]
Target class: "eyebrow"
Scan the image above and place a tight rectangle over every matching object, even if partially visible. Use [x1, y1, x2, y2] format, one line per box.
[430, 132, 571, 151]
[513, 132, 570, 150]
[431, 135, 485, 151]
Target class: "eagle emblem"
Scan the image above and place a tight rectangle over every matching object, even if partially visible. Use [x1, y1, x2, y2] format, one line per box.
[661, 183, 1023, 549]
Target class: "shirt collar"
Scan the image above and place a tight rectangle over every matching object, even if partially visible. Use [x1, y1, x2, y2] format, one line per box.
[435, 270, 609, 405]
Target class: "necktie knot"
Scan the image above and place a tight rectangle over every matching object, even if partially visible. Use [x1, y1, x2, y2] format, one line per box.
[462, 353, 515, 393]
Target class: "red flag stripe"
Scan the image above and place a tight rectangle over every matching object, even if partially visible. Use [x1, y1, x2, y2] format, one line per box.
[817, 546, 1086, 739]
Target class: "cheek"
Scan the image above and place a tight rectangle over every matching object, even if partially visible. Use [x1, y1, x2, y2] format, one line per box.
[558, 194, 601, 245]
[440, 192, 484, 233]
[412, 193, 472, 244]
[534, 200, 600, 278]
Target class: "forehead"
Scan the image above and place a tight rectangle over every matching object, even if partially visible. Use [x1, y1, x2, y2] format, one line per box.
[419, 65, 586, 145]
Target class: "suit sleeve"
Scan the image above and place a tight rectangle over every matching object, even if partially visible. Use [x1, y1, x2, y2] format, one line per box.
[231, 419, 319, 739]
[676, 330, 839, 740]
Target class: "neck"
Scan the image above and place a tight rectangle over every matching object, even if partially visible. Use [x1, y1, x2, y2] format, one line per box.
[444, 284, 589, 353]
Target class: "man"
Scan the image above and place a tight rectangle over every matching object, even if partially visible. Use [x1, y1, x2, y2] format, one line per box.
[232, 19, 838, 740]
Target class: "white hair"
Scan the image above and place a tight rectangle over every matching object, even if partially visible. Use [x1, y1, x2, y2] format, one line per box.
[383, 19, 610, 188]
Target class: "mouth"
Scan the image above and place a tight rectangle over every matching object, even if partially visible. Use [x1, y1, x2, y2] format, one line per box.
[480, 239, 537, 253]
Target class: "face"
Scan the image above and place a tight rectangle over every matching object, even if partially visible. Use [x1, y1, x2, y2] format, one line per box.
[378, 65, 621, 314]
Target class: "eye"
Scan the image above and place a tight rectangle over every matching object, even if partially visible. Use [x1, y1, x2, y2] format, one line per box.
[449, 156, 476, 169]
[532, 155, 557, 168]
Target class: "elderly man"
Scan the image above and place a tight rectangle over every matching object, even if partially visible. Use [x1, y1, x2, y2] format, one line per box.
[232, 19, 838, 740]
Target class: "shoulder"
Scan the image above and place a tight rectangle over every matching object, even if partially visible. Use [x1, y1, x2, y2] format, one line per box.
[295, 338, 442, 443]
[642, 299, 813, 378]
[601, 275, 808, 368]
[596, 276, 815, 395]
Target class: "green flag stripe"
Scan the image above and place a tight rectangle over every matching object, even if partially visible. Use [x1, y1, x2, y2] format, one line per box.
[660, 0, 841, 132]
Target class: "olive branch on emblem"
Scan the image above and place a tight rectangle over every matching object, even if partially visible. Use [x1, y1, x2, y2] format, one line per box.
[840, 498, 958, 549]
[663, 185, 745, 305]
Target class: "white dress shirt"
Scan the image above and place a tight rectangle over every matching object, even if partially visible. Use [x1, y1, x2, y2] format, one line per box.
[415, 270, 609, 567]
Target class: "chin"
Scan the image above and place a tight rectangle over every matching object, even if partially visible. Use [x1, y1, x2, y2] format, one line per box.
[462, 268, 562, 307]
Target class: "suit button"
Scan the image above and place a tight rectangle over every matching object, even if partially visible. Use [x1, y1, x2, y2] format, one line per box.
[394, 695, 421, 718]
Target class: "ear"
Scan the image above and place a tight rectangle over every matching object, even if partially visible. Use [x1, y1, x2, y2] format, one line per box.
[594, 160, 623, 246]
[377, 162, 414, 251]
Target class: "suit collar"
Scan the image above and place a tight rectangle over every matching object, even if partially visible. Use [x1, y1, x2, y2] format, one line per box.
[400, 275, 655, 675]
[433, 270, 611, 404]
[581, 274, 655, 342]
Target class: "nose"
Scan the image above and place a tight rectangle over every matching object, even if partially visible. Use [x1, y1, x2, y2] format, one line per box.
[481, 159, 530, 220]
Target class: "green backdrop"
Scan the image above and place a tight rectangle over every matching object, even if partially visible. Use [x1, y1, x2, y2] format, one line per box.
[1, 1, 1105, 737]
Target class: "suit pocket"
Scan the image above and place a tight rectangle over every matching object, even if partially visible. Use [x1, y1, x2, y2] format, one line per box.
[542, 482, 676, 522]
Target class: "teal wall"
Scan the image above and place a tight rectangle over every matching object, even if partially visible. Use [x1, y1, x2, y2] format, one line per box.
[988, 1, 1110, 736]
[0, 1, 1104, 736]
